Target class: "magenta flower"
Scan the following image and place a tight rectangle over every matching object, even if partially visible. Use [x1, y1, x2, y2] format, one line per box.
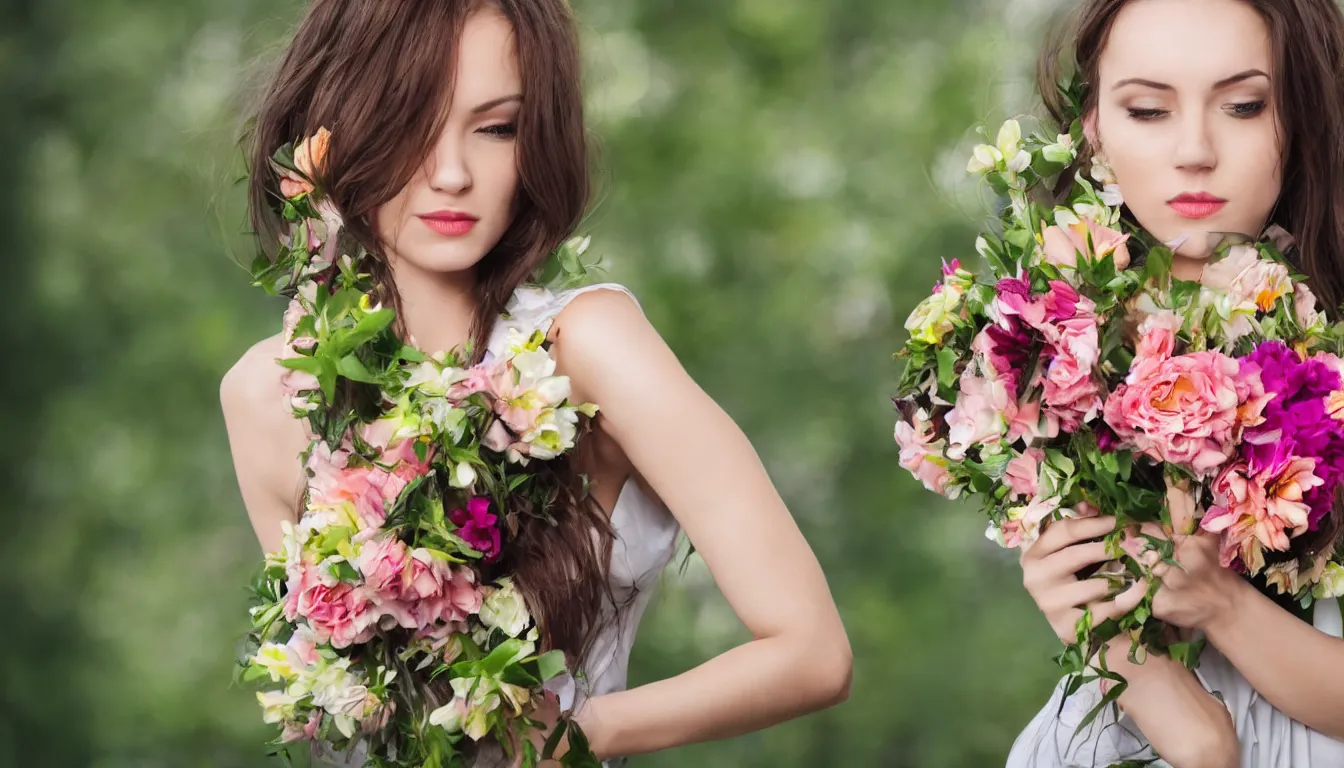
[450, 496, 502, 562]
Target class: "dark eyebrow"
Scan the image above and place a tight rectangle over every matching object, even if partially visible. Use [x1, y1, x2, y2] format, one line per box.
[1112, 69, 1270, 92]
[472, 94, 522, 114]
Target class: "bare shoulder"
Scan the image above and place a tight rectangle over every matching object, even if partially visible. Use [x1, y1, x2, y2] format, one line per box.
[220, 332, 294, 430]
[549, 284, 695, 418]
[549, 286, 664, 394]
[220, 333, 309, 510]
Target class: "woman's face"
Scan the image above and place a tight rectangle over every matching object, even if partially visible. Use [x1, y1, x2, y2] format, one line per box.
[375, 8, 522, 279]
[1093, 0, 1284, 268]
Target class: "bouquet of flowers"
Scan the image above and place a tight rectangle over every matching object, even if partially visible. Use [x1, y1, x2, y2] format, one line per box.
[238, 128, 603, 767]
[892, 80, 1344, 723]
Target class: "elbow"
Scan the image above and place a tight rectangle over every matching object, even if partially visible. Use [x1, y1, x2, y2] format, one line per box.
[1161, 719, 1239, 768]
[805, 634, 853, 709]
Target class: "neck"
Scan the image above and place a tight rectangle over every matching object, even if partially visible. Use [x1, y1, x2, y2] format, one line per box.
[387, 258, 481, 357]
[1170, 252, 1206, 283]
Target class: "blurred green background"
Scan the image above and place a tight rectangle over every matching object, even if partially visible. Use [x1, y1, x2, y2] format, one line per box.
[0, 0, 1073, 765]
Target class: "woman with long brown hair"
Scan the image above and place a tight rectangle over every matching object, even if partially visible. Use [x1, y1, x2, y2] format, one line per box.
[220, 1, 851, 765]
[1008, 1, 1344, 767]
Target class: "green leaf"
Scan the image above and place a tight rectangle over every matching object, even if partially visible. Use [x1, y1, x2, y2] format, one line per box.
[1144, 246, 1174, 288]
[331, 560, 359, 582]
[277, 356, 323, 375]
[336, 354, 379, 384]
[480, 638, 530, 676]
[936, 346, 959, 389]
[534, 649, 568, 682]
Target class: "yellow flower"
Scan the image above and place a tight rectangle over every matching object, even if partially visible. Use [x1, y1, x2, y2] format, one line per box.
[904, 285, 964, 345]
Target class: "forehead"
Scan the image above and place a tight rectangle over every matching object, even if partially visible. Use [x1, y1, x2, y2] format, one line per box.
[1099, 0, 1273, 86]
[453, 9, 521, 98]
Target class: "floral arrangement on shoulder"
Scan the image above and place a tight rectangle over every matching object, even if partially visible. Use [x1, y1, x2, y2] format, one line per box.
[238, 127, 604, 768]
[892, 75, 1344, 725]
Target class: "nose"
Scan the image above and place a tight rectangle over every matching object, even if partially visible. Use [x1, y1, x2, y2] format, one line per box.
[427, 134, 472, 194]
[1173, 109, 1216, 174]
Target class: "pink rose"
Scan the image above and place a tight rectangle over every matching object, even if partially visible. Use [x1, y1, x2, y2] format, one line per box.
[1103, 349, 1243, 475]
[447, 365, 493, 400]
[1038, 290, 1102, 431]
[357, 536, 411, 598]
[1004, 448, 1043, 500]
[1134, 311, 1181, 362]
[380, 553, 482, 631]
[1041, 218, 1131, 270]
[287, 570, 378, 649]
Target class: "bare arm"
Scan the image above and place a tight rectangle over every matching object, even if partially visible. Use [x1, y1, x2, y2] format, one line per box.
[551, 289, 852, 759]
[220, 333, 310, 555]
[1199, 577, 1344, 739]
[1142, 481, 1344, 741]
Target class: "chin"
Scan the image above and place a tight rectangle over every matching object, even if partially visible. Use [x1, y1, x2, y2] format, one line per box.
[396, 243, 490, 276]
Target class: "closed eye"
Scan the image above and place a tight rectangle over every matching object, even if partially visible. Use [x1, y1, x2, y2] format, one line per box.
[1126, 107, 1168, 121]
[1225, 101, 1267, 118]
[478, 123, 517, 138]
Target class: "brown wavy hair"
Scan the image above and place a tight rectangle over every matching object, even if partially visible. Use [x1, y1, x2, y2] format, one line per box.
[243, 0, 615, 663]
[1037, 0, 1344, 562]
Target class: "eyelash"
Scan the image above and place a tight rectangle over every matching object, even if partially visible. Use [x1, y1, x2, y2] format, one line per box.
[478, 123, 517, 138]
[1125, 101, 1267, 121]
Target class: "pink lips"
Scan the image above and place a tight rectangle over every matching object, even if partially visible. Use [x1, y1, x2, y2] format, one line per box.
[1167, 192, 1227, 220]
[417, 210, 479, 237]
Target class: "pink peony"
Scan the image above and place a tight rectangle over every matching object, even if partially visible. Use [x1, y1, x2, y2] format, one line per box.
[895, 408, 955, 497]
[1003, 448, 1043, 500]
[1103, 319, 1245, 476]
[1201, 455, 1321, 574]
[1041, 218, 1131, 270]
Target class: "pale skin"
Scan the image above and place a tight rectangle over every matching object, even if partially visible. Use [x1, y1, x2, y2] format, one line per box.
[1023, 1, 1344, 764]
[221, 8, 850, 764]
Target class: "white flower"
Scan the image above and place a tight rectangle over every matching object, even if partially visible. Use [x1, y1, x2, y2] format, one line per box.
[1312, 562, 1344, 599]
[423, 399, 469, 442]
[521, 407, 580, 460]
[428, 700, 465, 733]
[479, 578, 531, 638]
[257, 690, 303, 724]
[448, 461, 476, 489]
[404, 361, 470, 397]
[967, 144, 1003, 175]
[511, 348, 557, 382]
[252, 643, 303, 683]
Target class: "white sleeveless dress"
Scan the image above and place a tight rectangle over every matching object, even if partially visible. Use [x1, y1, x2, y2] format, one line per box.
[318, 283, 681, 767]
[1006, 599, 1344, 767]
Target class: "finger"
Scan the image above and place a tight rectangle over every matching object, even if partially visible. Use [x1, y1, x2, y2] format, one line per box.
[1090, 581, 1147, 623]
[1046, 577, 1115, 612]
[1165, 478, 1197, 535]
[1043, 541, 1114, 578]
[1052, 608, 1085, 644]
[1033, 515, 1119, 558]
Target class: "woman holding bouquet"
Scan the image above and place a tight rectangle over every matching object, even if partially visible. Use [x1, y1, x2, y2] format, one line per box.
[1009, 0, 1344, 766]
[220, 1, 850, 765]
